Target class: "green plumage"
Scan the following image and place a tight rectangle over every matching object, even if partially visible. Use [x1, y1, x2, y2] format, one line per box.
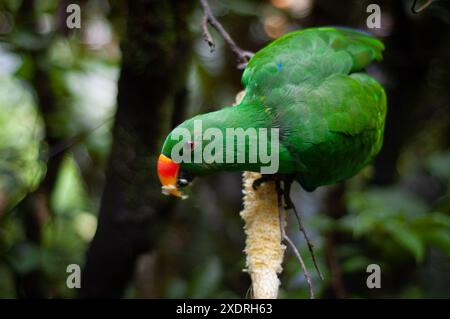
[161, 27, 387, 191]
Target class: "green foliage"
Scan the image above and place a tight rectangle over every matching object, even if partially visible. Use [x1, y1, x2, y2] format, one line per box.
[428, 151, 450, 185]
[340, 187, 450, 262]
[166, 257, 225, 298]
[0, 0, 116, 298]
[0, 74, 44, 209]
[50, 156, 91, 217]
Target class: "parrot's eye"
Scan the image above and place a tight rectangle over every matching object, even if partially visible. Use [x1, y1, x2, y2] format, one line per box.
[177, 178, 189, 187]
[184, 141, 195, 150]
[177, 169, 194, 188]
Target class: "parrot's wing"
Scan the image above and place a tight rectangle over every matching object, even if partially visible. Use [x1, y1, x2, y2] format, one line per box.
[280, 72, 387, 186]
[241, 27, 384, 105]
[281, 72, 386, 146]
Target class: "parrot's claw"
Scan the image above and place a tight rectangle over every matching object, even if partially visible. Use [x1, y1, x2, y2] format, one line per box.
[252, 174, 279, 190]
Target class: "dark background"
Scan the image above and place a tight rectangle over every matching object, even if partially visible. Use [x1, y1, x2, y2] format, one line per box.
[0, 0, 449, 298]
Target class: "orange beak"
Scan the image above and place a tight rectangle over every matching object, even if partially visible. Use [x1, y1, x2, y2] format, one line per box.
[157, 154, 187, 199]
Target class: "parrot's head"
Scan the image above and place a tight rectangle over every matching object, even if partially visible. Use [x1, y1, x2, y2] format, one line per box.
[157, 103, 268, 199]
[157, 114, 213, 199]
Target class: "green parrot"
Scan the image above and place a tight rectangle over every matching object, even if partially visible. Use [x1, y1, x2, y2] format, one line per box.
[157, 27, 386, 198]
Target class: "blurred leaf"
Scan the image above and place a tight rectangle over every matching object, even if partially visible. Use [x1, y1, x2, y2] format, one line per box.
[166, 278, 188, 299]
[50, 155, 91, 216]
[413, 212, 450, 229]
[341, 255, 371, 273]
[347, 187, 428, 219]
[427, 151, 450, 182]
[401, 285, 423, 298]
[14, 54, 34, 80]
[310, 213, 335, 232]
[421, 229, 450, 257]
[8, 243, 41, 274]
[0, 263, 15, 297]
[190, 257, 222, 298]
[0, 75, 44, 208]
[11, 30, 51, 51]
[385, 221, 425, 262]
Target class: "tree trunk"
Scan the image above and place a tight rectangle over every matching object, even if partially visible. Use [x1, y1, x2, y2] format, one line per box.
[80, 0, 194, 298]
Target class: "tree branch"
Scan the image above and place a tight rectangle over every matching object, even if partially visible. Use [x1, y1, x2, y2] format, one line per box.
[411, 0, 434, 14]
[200, 0, 254, 69]
[276, 181, 315, 299]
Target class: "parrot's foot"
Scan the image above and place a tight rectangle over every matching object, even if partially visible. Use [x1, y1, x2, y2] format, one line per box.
[252, 174, 280, 190]
[253, 174, 297, 208]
